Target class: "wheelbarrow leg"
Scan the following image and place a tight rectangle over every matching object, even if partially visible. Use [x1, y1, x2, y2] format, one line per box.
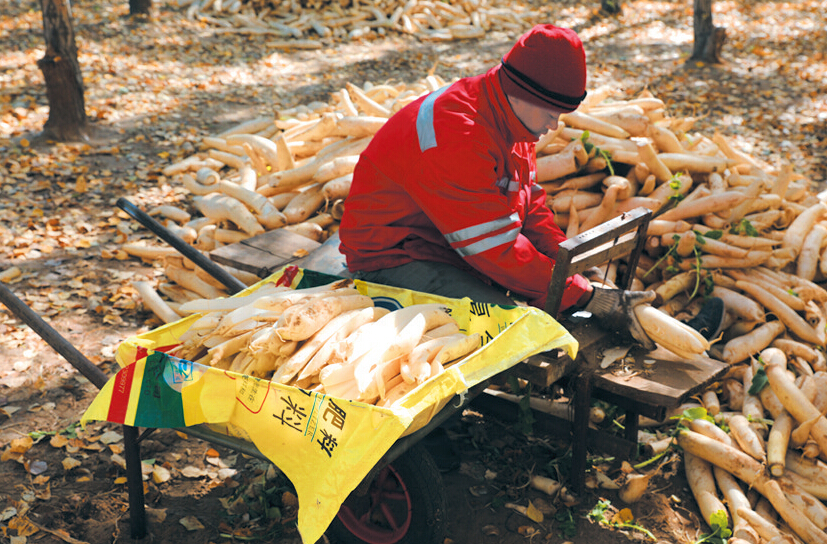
[123, 425, 147, 539]
[0, 283, 148, 540]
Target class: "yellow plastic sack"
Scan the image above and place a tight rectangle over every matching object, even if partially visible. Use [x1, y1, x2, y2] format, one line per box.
[82, 266, 577, 543]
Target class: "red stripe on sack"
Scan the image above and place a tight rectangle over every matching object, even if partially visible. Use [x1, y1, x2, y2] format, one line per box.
[106, 363, 137, 424]
[135, 344, 178, 364]
[135, 346, 148, 362]
[276, 265, 299, 287]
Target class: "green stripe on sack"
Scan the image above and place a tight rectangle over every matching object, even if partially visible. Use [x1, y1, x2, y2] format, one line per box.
[134, 351, 186, 428]
[295, 269, 348, 289]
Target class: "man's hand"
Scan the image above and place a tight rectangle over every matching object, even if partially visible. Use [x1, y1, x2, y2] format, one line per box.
[584, 286, 657, 350]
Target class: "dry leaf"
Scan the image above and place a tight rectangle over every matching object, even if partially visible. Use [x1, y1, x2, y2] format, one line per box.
[613, 507, 635, 524]
[217, 467, 237, 480]
[146, 508, 167, 523]
[525, 500, 544, 523]
[282, 491, 298, 508]
[152, 465, 171, 484]
[110, 454, 127, 470]
[49, 435, 69, 448]
[1, 450, 24, 463]
[0, 266, 22, 282]
[8, 516, 39, 537]
[529, 497, 556, 516]
[62, 457, 81, 471]
[28, 460, 47, 475]
[205, 456, 228, 468]
[180, 466, 206, 478]
[97, 431, 123, 444]
[179, 516, 204, 531]
[1, 507, 17, 522]
[0, 406, 21, 417]
[9, 437, 33, 454]
[35, 485, 51, 500]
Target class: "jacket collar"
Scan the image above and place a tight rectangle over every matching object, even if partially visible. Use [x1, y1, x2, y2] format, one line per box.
[484, 64, 538, 144]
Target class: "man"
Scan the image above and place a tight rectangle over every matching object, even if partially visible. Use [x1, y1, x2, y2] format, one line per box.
[339, 24, 722, 350]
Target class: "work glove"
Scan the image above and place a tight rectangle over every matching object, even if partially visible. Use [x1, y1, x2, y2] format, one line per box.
[584, 286, 657, 351]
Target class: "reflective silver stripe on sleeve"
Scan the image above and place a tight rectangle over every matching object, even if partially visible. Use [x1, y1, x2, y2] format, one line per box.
[506, 180, 520, 193]
[531, 183, 544, 193]
[454, 227, 522, 257]
[416, 86, 449, 152]
[444, 212, 520, 244]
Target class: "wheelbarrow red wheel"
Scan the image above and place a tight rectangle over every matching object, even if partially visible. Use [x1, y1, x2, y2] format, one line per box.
[327, 442, 447, 544]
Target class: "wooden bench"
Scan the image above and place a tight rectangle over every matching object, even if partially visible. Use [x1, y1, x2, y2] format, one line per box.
[513, 207, 727, 492]
[505, 322, 727, 492]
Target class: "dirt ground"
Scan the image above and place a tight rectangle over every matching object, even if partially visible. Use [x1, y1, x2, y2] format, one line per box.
[1, 0, 825, 542]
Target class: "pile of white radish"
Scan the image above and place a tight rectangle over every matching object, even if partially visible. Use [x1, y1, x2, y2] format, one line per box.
[666, 344, 827, 544]
[168, 279, 480, 406]
[533, 86, 827, 366]
[177, 0, 540, 44]
[139, 76, 445, 249]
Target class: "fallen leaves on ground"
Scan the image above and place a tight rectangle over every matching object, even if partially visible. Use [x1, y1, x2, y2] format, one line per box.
[0, 0, 825, 542]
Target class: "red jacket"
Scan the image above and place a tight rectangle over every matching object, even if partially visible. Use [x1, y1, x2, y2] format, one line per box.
[339, 64, 590, 311]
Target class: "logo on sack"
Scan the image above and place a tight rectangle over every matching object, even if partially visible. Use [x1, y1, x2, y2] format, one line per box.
[169, 358, 193, 384]
[371, 296, 403, 312]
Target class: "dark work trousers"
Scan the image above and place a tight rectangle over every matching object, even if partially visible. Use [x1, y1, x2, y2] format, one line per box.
[354, 261, 517, 306]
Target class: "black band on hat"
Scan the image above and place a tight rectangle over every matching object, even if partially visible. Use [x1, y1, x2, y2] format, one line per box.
[501, 58, 587, 106]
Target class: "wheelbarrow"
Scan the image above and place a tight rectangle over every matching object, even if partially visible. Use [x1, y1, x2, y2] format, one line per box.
[0, 197, 576, 544]
[0, 255, 489, 544]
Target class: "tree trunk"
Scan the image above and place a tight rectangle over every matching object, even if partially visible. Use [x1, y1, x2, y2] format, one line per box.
[691, 0, 726, 64]
[129, 0, 153, 17]
[37, 0, 89, 142]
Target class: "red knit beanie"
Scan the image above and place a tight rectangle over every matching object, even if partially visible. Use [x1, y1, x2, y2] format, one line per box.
[499, 24, 587, 112]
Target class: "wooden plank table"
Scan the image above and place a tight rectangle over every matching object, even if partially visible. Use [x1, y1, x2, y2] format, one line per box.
[509, 315, 727, 423]
[505, 312, 728, 493]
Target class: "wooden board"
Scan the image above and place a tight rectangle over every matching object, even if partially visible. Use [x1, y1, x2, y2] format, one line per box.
[508, 352, 576, 388]
[595, 346, 728, 410]
[507, 314, 727, 422]
[507, 316, 629, 387]
[209, 229, 321, 277]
